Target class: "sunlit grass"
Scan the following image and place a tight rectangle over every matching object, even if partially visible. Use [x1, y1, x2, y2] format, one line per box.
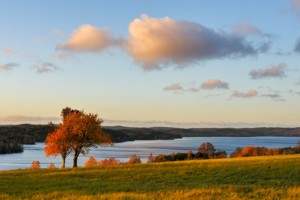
[0, 154, 300, 199]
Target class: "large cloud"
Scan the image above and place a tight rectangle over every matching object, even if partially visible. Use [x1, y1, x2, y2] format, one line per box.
[127, 15, 267, 70]
[249, 63, 286, 79]
[201, 79, 229, 89]
[56, 24, 117, 52]
[0, 62, 19, 71]
[231, 89, 258, 98]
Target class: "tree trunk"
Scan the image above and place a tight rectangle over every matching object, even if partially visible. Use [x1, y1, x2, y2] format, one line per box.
[73, 150, 80, 168]
[73, 155, 78, 168]
[61, 156, 66, 168]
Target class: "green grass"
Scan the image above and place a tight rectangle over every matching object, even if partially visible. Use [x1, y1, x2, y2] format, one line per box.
[1, 155, 300, 199]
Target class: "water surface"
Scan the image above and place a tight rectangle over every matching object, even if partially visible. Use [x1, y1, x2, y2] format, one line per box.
[0, 136, 299, 170]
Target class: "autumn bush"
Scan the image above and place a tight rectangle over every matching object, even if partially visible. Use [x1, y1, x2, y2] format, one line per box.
[31, 161, 40, 169]
[230, 144, 300, 158]
[98, 158, 119, 167]
[47, 162, 56, 169]
[126, 154, 141, 164]
[85, 156, 98, 168]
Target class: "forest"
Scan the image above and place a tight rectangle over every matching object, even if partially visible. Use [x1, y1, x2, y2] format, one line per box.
[1, 124, 300, 154]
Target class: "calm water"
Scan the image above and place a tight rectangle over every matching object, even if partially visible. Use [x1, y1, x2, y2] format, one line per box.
[0, 136, 299, 170]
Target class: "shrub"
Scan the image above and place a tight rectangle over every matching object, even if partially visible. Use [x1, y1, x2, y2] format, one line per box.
[154, 155, 166, 162]
[147, 153, 154, 163]
[215, 151, 227, 158]
[85, 156, 98, 168]
[126, 155, 141, 164]
[98, 158, 119, 166]
[31, 161, 40, 169]
[47, 162, 56, 169]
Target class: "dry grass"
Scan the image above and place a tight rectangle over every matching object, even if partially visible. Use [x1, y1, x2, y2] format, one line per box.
[0, 154, 300, 199]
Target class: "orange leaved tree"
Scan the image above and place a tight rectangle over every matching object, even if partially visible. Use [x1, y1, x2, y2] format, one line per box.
[45, 128, 72, 168]
[45, 107, 113, 168]
[64, 111, 113, 167]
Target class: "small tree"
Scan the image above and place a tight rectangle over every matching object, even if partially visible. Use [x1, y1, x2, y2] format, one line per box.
[44, 128, 72, 168]
[198, 142, 216, 157]
[187, 150, 193, 160]
[147, 153, 154, 163]
[64, 112, 113, 168]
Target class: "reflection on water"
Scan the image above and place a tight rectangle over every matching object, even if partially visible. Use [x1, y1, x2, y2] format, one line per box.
[0, 136, 299, 170]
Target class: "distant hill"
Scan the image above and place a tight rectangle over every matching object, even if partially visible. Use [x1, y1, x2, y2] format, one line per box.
[0, 124, 299, 153]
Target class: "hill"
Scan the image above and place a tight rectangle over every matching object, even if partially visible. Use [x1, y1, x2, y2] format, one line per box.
[0, 155, 299, 199]
[0, 124, 299, 153]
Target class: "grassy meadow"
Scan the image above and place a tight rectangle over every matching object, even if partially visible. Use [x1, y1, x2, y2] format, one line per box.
[0, 155, 300, 199]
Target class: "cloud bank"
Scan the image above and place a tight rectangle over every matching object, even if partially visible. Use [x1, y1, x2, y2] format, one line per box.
[126, 15, 266, 70]
[103, 119, 295, 128]
[56, 24, 117, 52]
[201, 79, 229, 89]
[0, 116, 60, 125]
[231, 89, 258, 98]
[0, 62, 19, 71]
[249, 63, 286, 79]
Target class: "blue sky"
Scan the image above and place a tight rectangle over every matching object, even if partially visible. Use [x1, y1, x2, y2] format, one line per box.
[0, 0, 299, 127]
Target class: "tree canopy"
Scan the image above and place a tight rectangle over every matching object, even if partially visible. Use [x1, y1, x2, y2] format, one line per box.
[44, 107, 112, 168]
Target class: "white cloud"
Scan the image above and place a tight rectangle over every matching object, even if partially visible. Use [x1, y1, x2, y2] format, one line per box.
[249, 63, 286, 79]
[127, 14, 266, 70]
[231, 89, 258, 98]
[56, 24, 118, 52]
[0, 62, 19, 71]
[201, 79, 229, 89]
[32, 62, 60, 74]
[163, 83, 184, 91]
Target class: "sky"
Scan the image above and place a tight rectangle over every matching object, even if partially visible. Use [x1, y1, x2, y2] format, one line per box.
[0, 0, 299, 128]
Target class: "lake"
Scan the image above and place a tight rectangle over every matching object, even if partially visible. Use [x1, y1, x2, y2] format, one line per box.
[0, 136, 299, 170]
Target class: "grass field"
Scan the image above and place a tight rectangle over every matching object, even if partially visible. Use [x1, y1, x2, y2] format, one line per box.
[0, 155, 300, 199]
